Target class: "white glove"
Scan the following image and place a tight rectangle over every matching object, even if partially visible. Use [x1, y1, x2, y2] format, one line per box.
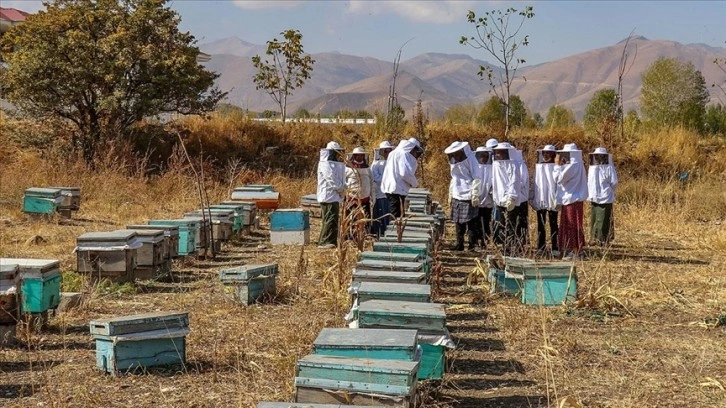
[471, 195, 480, 208]
[471, 179, 482, 208]
[505, 198, 515, 212]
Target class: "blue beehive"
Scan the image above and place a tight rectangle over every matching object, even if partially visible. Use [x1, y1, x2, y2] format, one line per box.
[313, 328, 419, 361]
[1, 258, 61, 314]
[209, 204, 245, 234]
[352, 269, 427, 285]
[90, 311, 189, 374]
[270, 209, 310, 231]
[509, 261, 577, 306]
[148, 219, 197, 257]
[356, 259, 425, 273]
[372, 242, 429, 258]
[294, 354, 418, 407]
[354, 282, 431, 303]
[219, 264, 278, 305]
[22, 188, 63, 215]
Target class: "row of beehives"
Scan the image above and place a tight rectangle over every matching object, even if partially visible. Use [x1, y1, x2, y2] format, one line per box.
[260, 189, 451, 408]
[22, 187, 81, 218]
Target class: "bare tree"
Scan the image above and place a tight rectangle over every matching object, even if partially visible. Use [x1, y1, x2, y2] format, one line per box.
[617, 30, 638, 141]
[386, 39, 413, 135]
[460, 6, 535, 138]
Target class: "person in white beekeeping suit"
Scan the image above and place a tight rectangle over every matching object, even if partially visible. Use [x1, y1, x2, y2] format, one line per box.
[370, 141, 394, 237]
[345, 147, 376, 237]
[511, 145, 530, 252]
[491, 142, 521, 253]
[485, 138, 499, 149]
[474, 146, 494, 248]
[553, 143, 588, 259]
[445, 141, 482, 251]
[381, 137, 424, 221]
[316, 141, 346, 249]
[531, 145, 560, 257]
[587, 147, 618, 246]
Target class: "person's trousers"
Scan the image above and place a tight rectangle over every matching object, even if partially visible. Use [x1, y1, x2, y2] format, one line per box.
[478, 207, 493, 247]
[493, 206, 518, 253]
[455, 217, 481, 250]
[370, 197, 390, 237]
[590, 202, 614, 244]
[386, 193, 406, 221]
[318, 201, 340, 246]
[515, 202, 529, 249]
[559, 201, 585, 255]
[536, 209, 559, 252]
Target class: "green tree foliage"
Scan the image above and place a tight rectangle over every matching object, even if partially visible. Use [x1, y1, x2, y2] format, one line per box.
[508, 95, 532, 127]
[532, 112, 544, 129]
[444, 104, 478, 125]
[640, 57, 710, 133]
[544, 104, 575, 129]
[584, 88, 618, 143]
[293, 108, 311, 119]
[704, 104, 726, 135]
[623, 109, 641, 138]
[386, 103, 407, 136]
[252, 29, 315, 123]
[477, 96, 506, 127]
[0, 0, 224, 162]
[460, 6, 534, 138]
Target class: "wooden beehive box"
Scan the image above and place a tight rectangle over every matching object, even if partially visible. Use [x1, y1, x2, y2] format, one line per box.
[222, 201, 257, 228]
[230, 189, 280, 210]
[355, 282, 431, 303]
[181, 216, 213, 257]
[270, 209, 311, 245]
[185, 209, 235, 242]
[508, 261, 577, 306]
[208, 204, 245, 234]
[75, 231, 139, 283]
[416, 335, 448, 380]
[0, 263, 19, 324]
[48, 186, 81, 217]
[239, 184, 275, 192]
[117, 229, 168, 280]
[90, 311, 189, 374]
[23, 188, 63, 215]
[358, 300, 446, 335]
[356, 259, 425, 273]
[372, 242, 429, 258]
[313, 328, 419, 361]
[360, 251, 420, 263]
[300, 194, 322, 218]
[294, 354, 418, 407]
[148, 219, 196, 257]
[379, 234, 432, 250]
[352, 269, 427, 285]
[219, 264, 278, 305]
[127, 225, 179, 260]
[2, 258, 61, 314]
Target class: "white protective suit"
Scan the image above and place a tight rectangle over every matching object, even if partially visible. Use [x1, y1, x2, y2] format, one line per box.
[553, 144, 588, 205]
[492, 143, 520, 210]
[370, 142, 391, 200]
[474, 147, 494, 208]
[587, 149, 618, 204]
[316, 148, 346, 204]
[345, 164, 375, 200]
[512, 149, 530, 206]
[446, 142, 481, 204]
[381, 139, 419, 196]
[532, 148, 558, 211]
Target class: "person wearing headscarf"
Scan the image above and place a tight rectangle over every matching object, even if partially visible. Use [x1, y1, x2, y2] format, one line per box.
[317, 141, 346, 249]
[553, 143, 588, 259]
[445, 141, 482, 251]
[345, 147, 376, 237]
[492, 142, 521, 254]
[370, 141, 394, 237]
[381, 138, 424, 221]
[474, 146, 494, 248]
[587, 147, 619, 245]
[532, 145, 560, 256]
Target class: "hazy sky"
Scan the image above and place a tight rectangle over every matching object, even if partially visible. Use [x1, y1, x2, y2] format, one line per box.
[4, 0, 725, 65]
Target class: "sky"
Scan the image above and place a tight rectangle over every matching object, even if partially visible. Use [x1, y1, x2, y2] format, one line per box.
[3, 0, 725, 65]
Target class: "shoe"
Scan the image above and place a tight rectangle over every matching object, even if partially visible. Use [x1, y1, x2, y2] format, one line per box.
[551, 250, 561, 258]
[317, 244, 336, 249]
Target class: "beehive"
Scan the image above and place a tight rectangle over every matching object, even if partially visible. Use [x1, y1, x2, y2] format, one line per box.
[0, 262, 19, 324]
[354, 282, 431, 303]
[75, 231, 139, 283]
[127, 224, 180, 260]
[507, 261, 577, 306]
[0, 258, 61, 314]
[352, 269, 427, 285]
[230, 188, 280, 210]
[208, 204, 245, 234]
[116, 229, 168, 280]
[313, 328, 419, 362]
[372, 242, 429, 258]
[22, 188, 63, 215]
[185, 209, 235, 242]
[48, 186, 81, 216]
[148, 219, 196, 257]
[270, 209, 310, 245]
[219, 264, 278, 305]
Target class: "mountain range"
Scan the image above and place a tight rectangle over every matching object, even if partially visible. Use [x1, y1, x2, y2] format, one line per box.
[202, 36, 726, 119]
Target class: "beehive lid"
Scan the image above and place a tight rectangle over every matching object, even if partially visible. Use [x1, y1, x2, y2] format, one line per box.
[77, 230, 137, 243]
[358, 299, 446, 319]
[359, 251, 420, 263]
[356, 259, 423, 272]
[0, 258, 60, 272]
[219, 264, 278, 281]
[511, 261, 576, 279]
[314, 328, 418, 350]
[258, 403, 383, 408]
[197, 208, 235, 216]
[373, 241, 428, 251]
[352, 269, 426, 283]
[149, 219, 198, 228]
[182, 216, 210, 225]
[357, 282, 431, 298]
[120, 228, 164, 241]
[90, 311, 189, 336]
[221, 201, 256, 210]
[24, 187, 62, 198]
[184, 211, 233, 223]
[127, 225, 179, 237]
[209, 204, 245, 211]
[230, 190, 280, 200]
[0, 262, 19, 279]
[297, 354, 418, 375]
[48, 186, 80, 195]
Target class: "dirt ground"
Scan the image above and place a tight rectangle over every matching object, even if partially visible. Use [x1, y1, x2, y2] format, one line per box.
[1, 207, 725, 407]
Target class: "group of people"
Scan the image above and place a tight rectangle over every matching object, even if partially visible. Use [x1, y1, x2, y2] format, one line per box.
[316, 138, 424, 249]
[445, 139, 618, 259]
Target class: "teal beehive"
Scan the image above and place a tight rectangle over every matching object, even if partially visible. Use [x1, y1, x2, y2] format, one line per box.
[313, 328, 419, 361]
[270, 209, 310, 231]
[372, 242, 429, 258]
[358, 300, 446, 335]
[127, 224, 180, 260]
[22, 188, 63, 215]
[360, 251, 420, 263]
[356, 259, 424, 273]
[90, 311, 189, 373]
[510, 262, 577, 306]
[355, 282, 431, 303]
[379, 235, 432, 250]
[352, 269, 427, 285]
[219, 264, 278, 305]
[294, 354, 418, 407]
[1, 258, 61, 314]
[148, 219, 197, 257]
[209, 204, 245, 233]
[417, 339, 446, 380]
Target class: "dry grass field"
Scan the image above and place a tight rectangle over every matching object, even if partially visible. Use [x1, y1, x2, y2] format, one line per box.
[0, 115, 724, 407]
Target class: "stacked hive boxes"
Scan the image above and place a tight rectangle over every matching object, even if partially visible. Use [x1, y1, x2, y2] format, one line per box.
[75, 231, 141, 283]
[0, 262, 19, 345]
[487, 256, 578, 305]
[269, 209, 310, 245]
[219, 264, 278, 305]
[231, 185, 280, 211]
[22, 188, 64, 216]
[299, 194, 321, 218]
[49, 186, 81, 217]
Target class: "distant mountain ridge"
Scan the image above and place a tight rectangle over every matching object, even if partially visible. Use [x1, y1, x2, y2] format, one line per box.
[200, 36, 726, 118]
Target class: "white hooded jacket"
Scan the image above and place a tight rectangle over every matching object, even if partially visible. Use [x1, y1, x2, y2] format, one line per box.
[511, 149, 530, 206]
[532, 154, 558, 211]
[588, 154, 618, 204]
[381, 139, 419, 196]
[317, 149, 346, 204]
[345, 166, 375, 201]
[475, 148, 494, 208]
[492, 143, 520, 207]
[552, 145, 588, 206]
[370, 147, 389, 200]
[447, 143, 480, 201]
